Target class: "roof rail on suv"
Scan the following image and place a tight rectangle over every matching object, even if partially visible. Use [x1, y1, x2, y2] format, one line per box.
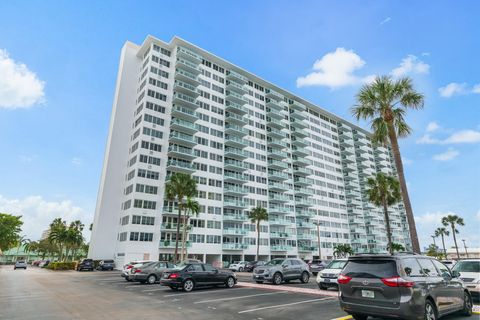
[392, 251, 420, 255]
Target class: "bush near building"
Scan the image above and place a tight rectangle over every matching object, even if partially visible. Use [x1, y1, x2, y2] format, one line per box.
[46, 261, 77, 270]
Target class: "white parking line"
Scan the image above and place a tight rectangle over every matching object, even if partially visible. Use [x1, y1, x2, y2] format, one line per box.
[142, 288, 166, 292]
[163, 287, 248, 298]
[238, 297, 333, 313]
[194, 291, 288, 304]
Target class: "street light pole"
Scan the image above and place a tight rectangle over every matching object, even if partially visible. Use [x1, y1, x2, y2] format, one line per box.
[431, 235, 437, 247]
[462, 239, 469, 259]
[314, 221, 322, 259]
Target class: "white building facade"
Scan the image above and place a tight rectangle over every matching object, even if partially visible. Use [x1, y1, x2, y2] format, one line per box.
[88, 36, 411, 267]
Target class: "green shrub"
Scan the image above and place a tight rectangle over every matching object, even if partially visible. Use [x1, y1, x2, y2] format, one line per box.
[46, 261, 77, 270]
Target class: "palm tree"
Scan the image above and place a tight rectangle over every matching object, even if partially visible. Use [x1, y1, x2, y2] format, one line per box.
[24, 240, 39, 261]
[248, 207, 268, 261]
[165, 173, 197, 263]
[333, 244, 354, 258]
[352, 76, 424, 253]
[388, 242, 405, 252]
[66, 220, 84, 261]
[441, 215, 464, 260]
[365, 172, 402, 254]
[434, 227, 449, 259]
[48, 218, 68, 261]
[180, 197, 199, 261]
[15, 235, 29, 261]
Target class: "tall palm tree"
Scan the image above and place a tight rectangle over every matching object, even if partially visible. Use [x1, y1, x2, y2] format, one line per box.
[352, 76, 424, 253]
[66, 220, 84, 261]
[48, 218, 68, 261]
[248, 207, 268, 261]
[441, 215, 464, 260]
[15, 235, 29, 261]
[180, 197, 199, 261]
[165, 173, 197, 263]
[333, 244, 354, 258]
[366, 172, 402, 254]
[434, 227, 449, 259]
[24, 240, 39, 261]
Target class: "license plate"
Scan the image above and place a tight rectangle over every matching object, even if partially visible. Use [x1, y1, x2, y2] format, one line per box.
[323, 278, 330, 283]
[361, 290, 374, 298]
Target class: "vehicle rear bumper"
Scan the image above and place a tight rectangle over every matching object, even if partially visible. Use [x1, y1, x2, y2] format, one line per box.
[339, 296, 421, 320]
[160, 279, 182, 288]
[131, 274, 148, 281]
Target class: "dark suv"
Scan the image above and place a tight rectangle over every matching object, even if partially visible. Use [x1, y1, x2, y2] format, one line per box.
[338, 254, 473, 320]
[76, 259, 94, 271]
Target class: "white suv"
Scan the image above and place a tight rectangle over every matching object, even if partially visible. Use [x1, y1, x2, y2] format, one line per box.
[229, 261, 248, 272]
[452, 259, 480, 296]
[316, 258, 348, 290]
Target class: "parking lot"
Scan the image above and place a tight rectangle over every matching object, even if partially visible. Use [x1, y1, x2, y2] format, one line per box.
[0, 266, 477, 320]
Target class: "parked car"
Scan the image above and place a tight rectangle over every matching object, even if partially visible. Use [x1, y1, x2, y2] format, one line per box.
[229, 261, 248, 272]
[244, 260, 265, 272]
[160, 263, 237, 292]
[14, 260, 27, 270]
[97, 259, 115, 271]
[39, 260, 50, 268]
[442, 260, 457, 269]
[452, 259, 480, 298]
[316, 259, 348, 290]
[76, 258, 94, 271]
[122, 260, 154, 281]
[252, 258, 310, 285]
[338, 254, 473, 320]
[131, 261, 175, 284]
[308, 259, 330, 275]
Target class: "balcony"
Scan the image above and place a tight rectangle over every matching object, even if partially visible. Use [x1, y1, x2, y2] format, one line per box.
[160, 240, 191, 249]
[160, 223, 178, 231]
[266, 99, 283, 111]
[224, 159, 248, 172]
[173, 92, 198, 109]
[290, 101, 307, 111]
[225, 135, 248, 149]
[224, 171, 248, 183]
[265, 89, 283, 101]
[294, 177, 313, 186]
[175, 68, 200, 86]
[295, 198, 314, 207]
[296, 221, 315, 229]
[225, 147, 249, 160]
[270, 245, 290, 251]
[294, 187, 313, 196]
[298, 246, 317, 252]
[270, 231, 291, 238]
[222, 243, 248, 250]
[171, 105, 197, 122]
[269, 217, 292, 226]
[267, 117, 286, 130]
[354, 137, 370, 146]
[268, 181, 289, 192]
[166, 159, 195, 174]
[340, 139, 354, 147]
[267, 127, 286, 139]
[223, 214, 248, 222]
[267, 138, 288, 149]
[297, 233, 316, 240]
[296, 209, 315, 218]
[226, 70, 248, 84]
[292, 156, 310, 167]
[223, 228, 247, 236]
[267, 148, 288, 160]
[290, 110, 308, 121]
[290, 118, 307, 129]
[269, 206, 291, 215]
[225, 124, 248, 137]
[167, 145, 195, 160]
[292, 146, 309, 157]
[226, 90, 248, 105]
[169, 131, 195, 147]
[290, 127, 308, 138]
[266, 107, 284, 120]
[342, 155, 356, 163]
[293, 166, 311, 176]
[224, 185, 249, 196]
[226, 80, 247, 94]
[170, 118, 197, 135]
[175, 57, 201, 75]
[174, 80, 199, 97]
[224, 199, 247, 209]
[340, 147, 355, 156]
[267, 159, 289, 170]
[225, 112, 247, 126]
[269, 193, 291, 203]
[176, 46, 202, 63]
[268, 170, 289, 181]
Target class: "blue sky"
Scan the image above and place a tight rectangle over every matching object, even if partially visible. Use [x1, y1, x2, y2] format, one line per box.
[0, 1, 478, 249]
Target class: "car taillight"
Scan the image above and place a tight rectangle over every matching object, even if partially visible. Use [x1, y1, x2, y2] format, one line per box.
[134, 269, 142, 273]
[127, 265, 133, 269]
[337, 274, 352, 284]
[169, 273, 180, 279]
[381, 276, 414, 287]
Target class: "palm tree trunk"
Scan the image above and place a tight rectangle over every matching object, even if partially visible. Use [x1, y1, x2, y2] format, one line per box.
[383, 201, 393, 254]
[441, 234, 447, 258]
[256, 221, 260, 261]
[173, 206, 182, 263]
[180, 215, 189, 262]
[387, 124, 420, 253]
[451, 224, 460, 260]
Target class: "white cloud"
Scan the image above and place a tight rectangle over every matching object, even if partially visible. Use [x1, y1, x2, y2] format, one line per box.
[296, 48, 374, 89]
[433, 148, 459, 161]
[18, 154, 37, 164]
[0, 49, 45, 109]
[415, 211, 452, 225]
[438, 82, 467, 97]
[0, 195, 92, 241]
[417, 129, 480, 144]
[379, 17, 391, 25]
[71, 157, 83, 166]
[390, 55, 430, 78]
[476, 210, 480, 222]
[421, 52, 430, 56]
[472, 84, 480, 94]
[426, 121, 440, 133]
[402, 157, 413, 165]
[416, 134, 440, 144]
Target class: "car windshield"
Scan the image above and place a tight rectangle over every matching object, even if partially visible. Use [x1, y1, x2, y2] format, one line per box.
[452, 261, 480, 273]
[342, 260, 398, 278]
[326, 260, 347, 269]
[265, 259, 284, 266]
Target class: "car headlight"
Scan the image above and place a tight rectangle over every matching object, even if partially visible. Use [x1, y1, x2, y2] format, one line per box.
[476, 279, 480, 284]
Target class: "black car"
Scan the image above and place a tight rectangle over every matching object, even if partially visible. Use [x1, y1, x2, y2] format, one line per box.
[160, 263, 237, 292]
[97, 259, 115, 271]
[77, 258, 94, 271]
[244, 260, 265, 272]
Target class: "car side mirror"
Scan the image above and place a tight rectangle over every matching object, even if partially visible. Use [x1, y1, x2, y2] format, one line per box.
[282, 264, 287, 268]
[451, 270, 460, 278]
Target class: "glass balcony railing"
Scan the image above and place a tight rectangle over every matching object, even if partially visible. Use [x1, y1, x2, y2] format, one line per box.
[223, 228, 248, 236]
[223, 214, 248, 222]
[222, 243, 248, 250]
[176, 46, 202, 63]
[226, 70, 248, 83]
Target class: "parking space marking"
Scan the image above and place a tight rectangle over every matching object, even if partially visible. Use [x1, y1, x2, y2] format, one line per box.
[163, 287, 249, 297]
[194, 291, 288, 304]
[237, 281, 339, 297]
[331, 316, 352, 320]
[142, 288, 167, 292]
[238, 297, 333, 313]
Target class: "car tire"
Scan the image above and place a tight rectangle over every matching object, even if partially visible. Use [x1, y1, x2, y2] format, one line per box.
[147, 275, 157, 285]
[461, 291, 473, 316]
[226, 276, 235, 288]
[239, 267, 244, 272]
[183, 279, 195, 292]
[273, 272, 283, 285]
[351, 314, 368, 320]
[255, 281, 263, 284]
[300, 271, 310, 283]
[424, 300, 437, 320]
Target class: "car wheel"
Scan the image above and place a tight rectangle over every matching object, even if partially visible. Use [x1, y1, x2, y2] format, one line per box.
[300, 271, 310, 283]
[273, 272, 283, 285]
[351, 314, 368, 320]
[461, 291, 473, 316]
[424, 300, 437, 320]
[239, 267, 244, 272]
[147, 275, 157, 285]
[183, 279, 194, 292]
[255, 281, 263, 284]
[226, 276, 235, 288]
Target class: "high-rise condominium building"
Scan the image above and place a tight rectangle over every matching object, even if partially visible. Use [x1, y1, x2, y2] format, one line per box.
[88, 36, 411, 267]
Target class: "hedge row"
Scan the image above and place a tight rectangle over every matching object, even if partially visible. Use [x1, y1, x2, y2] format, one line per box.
[46, 262, 77, 270]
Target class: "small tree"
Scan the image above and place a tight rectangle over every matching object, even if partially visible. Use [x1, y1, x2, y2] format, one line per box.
[388, 242, 405, 253]
[333, 244, 354, 258]
[434, 227, 450, 259]
[180, 197, 199, 261]
[441, 215, 464, 260]
[0, 213, 23, 252]
[366, 172, 402, 254]
[248, 207, 268, 261]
